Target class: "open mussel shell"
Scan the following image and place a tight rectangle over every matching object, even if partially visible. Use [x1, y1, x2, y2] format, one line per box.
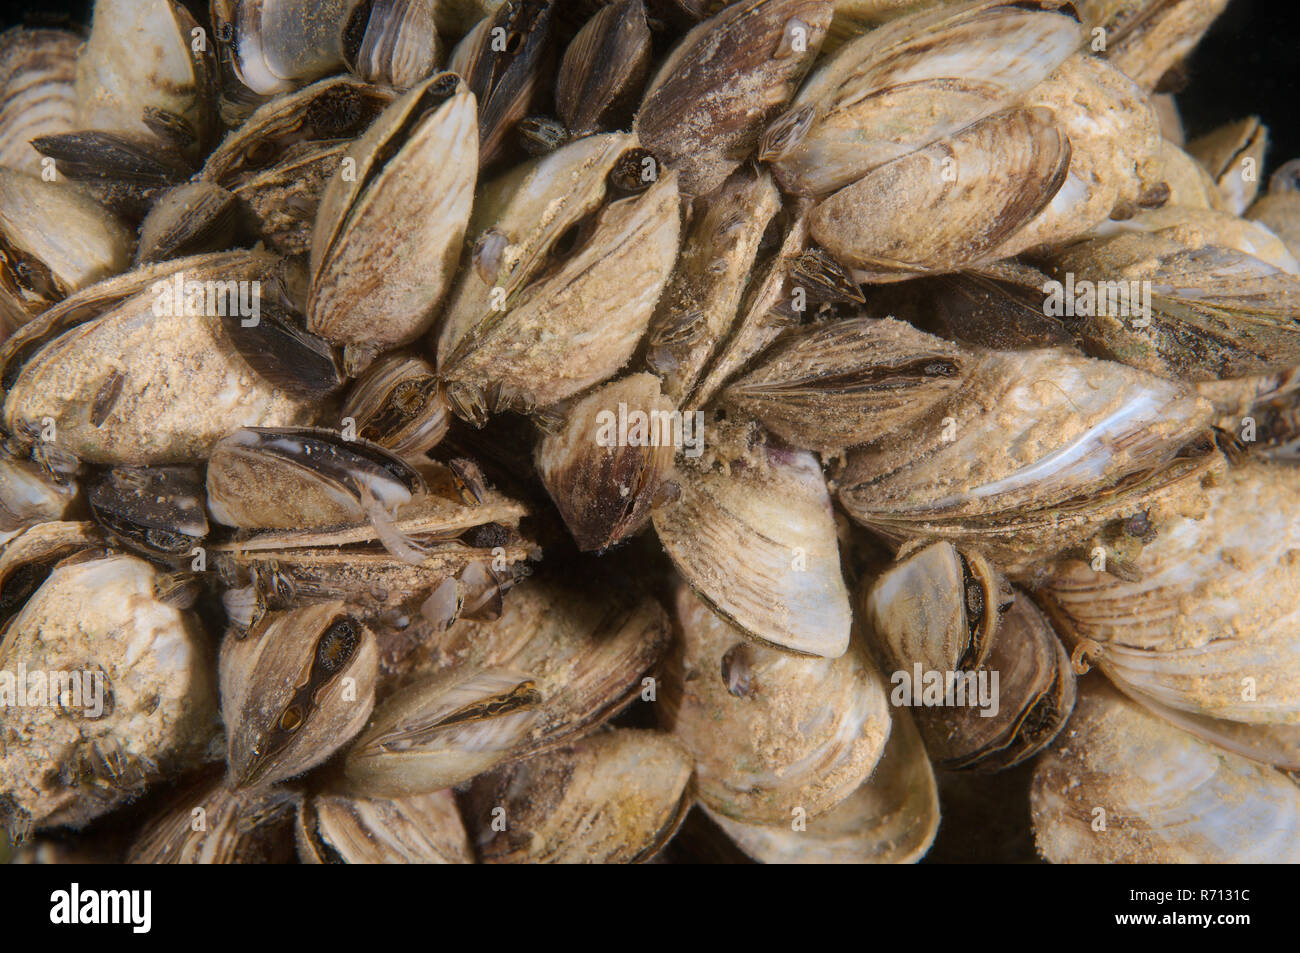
[1, 250, 317, 465]
[1041, 460, 1300, 730]
[766, 0, 1082, 198]
[535, 373, 675, 552]
[0, 27, 79, 178]
[339, 352, 449, 457]
[449, 0, 555, 169]
[206, 426, 425, 538]
[864, 541, 1076, 770]
[0, 168, 133, 327]
[87, 465, 209, 560]
[342, 578, 669, 796]
[210, 475, 533, 625]
[645, 164, 781, 408]
[221, 602, 377, 789]
[75, 0, 216, 160]
[703, 707, 938, 863]
[296, 788, 472, 863]
[309, 73, 478, 358]
[635, 0, 832, 198]
[661, 583, 891, 826]
[200, 75, 395, 189]
[0, 553, 218, 833]
[557, 0, 652, 138]
[127, 773, 300, 863]
[436, 132, 680, 417]
[722, 317, 965, 452]
[1031, 680, 1300, 863]
[835, 346, 1220, 578]
[466, 728, 693, 864]
[653, 418, 852, 657]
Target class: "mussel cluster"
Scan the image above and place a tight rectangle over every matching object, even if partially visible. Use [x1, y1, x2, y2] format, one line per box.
[1, 0, 1298, 864]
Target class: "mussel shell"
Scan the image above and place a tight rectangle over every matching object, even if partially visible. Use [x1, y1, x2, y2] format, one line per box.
[448, 0, 555, 170]
[0, 554, 218, 831]
[201, 75, 395, 189]
[704, 707, 938, 863]
[811, 105, 1070, 277]
[127, 773, 300, 863]
[1, 251, 316, 464]
[1031, 680, 1300, 863]
[536, 373, 675, 552]
[0, 27, 79, 178]
[295, 788, 472, 863]
[206, 426, 425, 530]
[1042, 460, 1300, 727]
[0, 168, 133, 323]
[653, 419, 852, 658]
[344, 0, 442, 90]
[467, 728, 693, 863]
[87, 465, 208, 558]
[75, 0, 217, 159]
[436, 132, 681, 413]
[221, 601, 378, 789]
[646, 164, 781, 408]
[557, 0, 652, 137]
[342, 578, 668, 795]
[308, 73, 478, 351]
[339, 352, 449, 457]
[722, 316, 965, 452]
[660, 583, 891, 826]
[636, 0, 832, 197]
[767, 0, 1082, 197]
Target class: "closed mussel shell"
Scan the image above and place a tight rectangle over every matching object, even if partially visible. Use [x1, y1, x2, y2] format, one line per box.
[535, 373, 675, 552]
[2, 251, 316, 465]
[308, 73, 478, 359]
[342, 578, 669, 795]
[467, 728, 693, 863]
[0, 553, 218, 832]
[703, 707, 938, 864]
[1031, 680, 1300, 864]
[296, 788, 472, 863]
[660, 583, 891, 826]
[653, 417, 852, 658]
[636, 0, 832, 197]
[722, 316, 965, 452]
